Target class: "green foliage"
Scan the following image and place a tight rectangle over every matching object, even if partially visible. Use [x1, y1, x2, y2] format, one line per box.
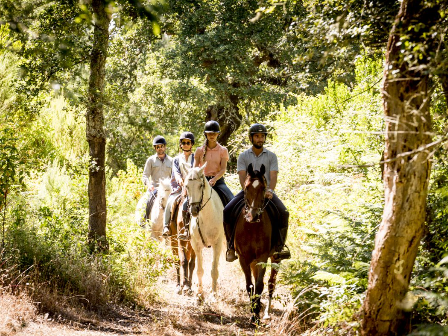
[3, 159, 173, 307]
[270, 55, 384, 328]
[0, 128, 22, 206]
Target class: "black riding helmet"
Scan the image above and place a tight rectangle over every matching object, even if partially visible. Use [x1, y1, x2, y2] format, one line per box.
[179, 131, 195, 145]
[152, 135, 167, 146]
[249, 123, 268, 135]
[204, 120, 221, 133]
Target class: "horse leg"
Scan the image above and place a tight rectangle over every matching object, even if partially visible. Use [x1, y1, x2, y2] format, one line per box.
[210, 238, 223, 294]
[192, 243, 204, 297]
[250, 261, 267, 323]
[263, 258, 279, 320]
[170, 236, 182, 295]
[239, 258, 257, 323]
[185, 243, 196, 295]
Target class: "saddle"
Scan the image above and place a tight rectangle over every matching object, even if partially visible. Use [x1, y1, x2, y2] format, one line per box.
[144, 192, 157, 221]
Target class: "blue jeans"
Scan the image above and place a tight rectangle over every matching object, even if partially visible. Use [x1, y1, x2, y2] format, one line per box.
[206, 176, 234, 206]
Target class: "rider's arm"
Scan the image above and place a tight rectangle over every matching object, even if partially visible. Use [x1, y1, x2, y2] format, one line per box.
[238, 170, 247, 189]
[142, 158, 154, 190]
[211, 158, 227, 183]
[265, 170, 278, 199]
[193, 147, 203, 168]
[269, 170, 278, 191]
[173, 158, 183, 186]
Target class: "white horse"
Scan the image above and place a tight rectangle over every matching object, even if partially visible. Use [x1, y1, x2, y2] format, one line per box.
[181, 163, 225, 297]
[135, 178, 172, 241]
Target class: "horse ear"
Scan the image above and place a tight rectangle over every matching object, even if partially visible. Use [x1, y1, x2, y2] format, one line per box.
[260, 164, 265, 176]
[180, 163, 191, 177]
[199, 162, 207, 175]
[248, 163, 254, 176]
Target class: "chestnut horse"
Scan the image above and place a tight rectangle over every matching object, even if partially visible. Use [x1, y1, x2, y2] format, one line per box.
[167, 194, 196, 295]
[234, 163, 279, 324]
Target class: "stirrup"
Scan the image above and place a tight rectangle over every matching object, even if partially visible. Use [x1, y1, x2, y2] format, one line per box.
[178, 227, 190, 241]
[273, 245, 291, 261]
[162, 226, 171, 237]
[226, 249, 238, 262]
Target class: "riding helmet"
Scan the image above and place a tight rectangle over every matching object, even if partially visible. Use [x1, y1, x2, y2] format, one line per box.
[204, 120, 221, 133]
[249, 123, 268, 135]
[152, 135, 167, 146]
[179, 131, 195, 145]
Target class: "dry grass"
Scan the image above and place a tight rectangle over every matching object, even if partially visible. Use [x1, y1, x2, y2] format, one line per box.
[1, 243, 301, 335]
[0, 291, 36, 335]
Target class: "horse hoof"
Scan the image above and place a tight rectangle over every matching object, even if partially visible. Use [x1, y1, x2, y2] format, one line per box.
[182, 286, 192, 296]
[175, 285, 182, 295]
[196, 293, 204, 305]
[208, 293, 217, 303]
[250, 314, 260, 326]
[262, 313, 271, 320]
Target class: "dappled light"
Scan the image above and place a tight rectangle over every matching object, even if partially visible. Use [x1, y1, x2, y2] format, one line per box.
[1, 0, 448, 335]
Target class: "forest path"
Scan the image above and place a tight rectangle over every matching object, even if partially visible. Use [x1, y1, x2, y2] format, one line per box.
[6, 246, 292, 336]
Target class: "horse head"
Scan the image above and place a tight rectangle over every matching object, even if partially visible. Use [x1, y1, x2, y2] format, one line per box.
[182, 162, 208, 217]
[244, 164, 267, 223]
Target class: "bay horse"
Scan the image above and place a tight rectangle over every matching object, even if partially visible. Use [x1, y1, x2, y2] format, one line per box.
[134, 178, 172, 241]
[181, 163, 225, 298]
[167, 193, 196, 295]
[235, 163, 279, 324]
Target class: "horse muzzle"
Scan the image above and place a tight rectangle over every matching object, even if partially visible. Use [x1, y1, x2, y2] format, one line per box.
[190, 203, 200, 217]
[244, 211, 257, 223]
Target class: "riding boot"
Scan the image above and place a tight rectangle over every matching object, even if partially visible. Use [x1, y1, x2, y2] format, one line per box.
[273, 227, 291, 261]
[223, 221, 238, 262]
[178, 210, 191, 241]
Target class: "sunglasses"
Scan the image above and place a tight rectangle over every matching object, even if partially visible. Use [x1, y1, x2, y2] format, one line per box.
[181, 141, 192, 145]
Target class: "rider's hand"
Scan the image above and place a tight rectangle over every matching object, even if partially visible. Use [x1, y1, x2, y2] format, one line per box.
[209, 178, 216, 187]
[149, 185, 155, 192]
[265, 189, 273, 199]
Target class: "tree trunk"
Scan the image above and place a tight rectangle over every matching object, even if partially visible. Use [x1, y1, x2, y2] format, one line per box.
[361, 0, 439, 334]
[87, 0, 110, 252]
[205, 93, 242, 147]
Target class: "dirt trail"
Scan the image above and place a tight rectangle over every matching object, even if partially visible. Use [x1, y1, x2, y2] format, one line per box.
[5, 248, 292, 336]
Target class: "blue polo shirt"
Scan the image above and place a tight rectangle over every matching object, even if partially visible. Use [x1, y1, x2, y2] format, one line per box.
[237, 147, 278, 187]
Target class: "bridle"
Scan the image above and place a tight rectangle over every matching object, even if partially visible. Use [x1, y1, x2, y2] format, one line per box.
[244, 178, 269, 223]
[188, 175, 213, 213]
[186, 174, 213, 248]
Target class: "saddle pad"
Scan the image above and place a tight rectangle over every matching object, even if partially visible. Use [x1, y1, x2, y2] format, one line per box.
[170, 193, 183, 222]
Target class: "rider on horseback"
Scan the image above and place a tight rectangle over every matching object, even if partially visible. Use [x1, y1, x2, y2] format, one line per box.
[223, 124, 291, 262]
[193, 120, 234, 207]
[142, 135, 173, 221]
[162, 132, 195, 239]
